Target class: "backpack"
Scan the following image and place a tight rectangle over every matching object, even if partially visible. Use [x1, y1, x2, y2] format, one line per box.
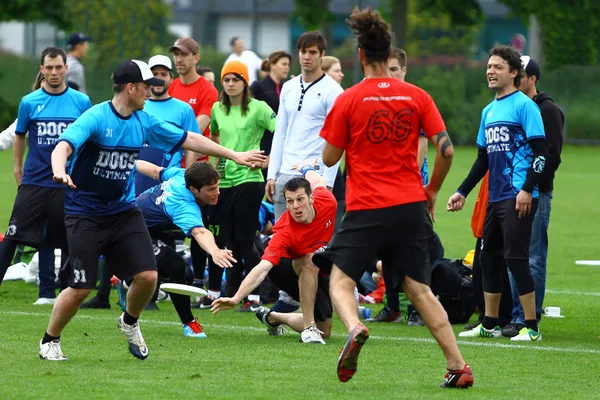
[430, 258, 476, 324]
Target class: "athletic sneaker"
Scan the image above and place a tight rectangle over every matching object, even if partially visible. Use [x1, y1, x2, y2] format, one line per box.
[463, 320, 483, 331]
[236, 300, 261, 312]
[80, 296, 111, 309]
[440, 363, 474, 389]
[192, 296, 214, 310]
[300, 325, 326, 344]
[39, 339, 68, 361]
[156, 289, 169, 302]
[407, 309, 425, 327]
[510, 327, 542, 341]
[117, 314, 149, 360]
[33, 298, 56, 305]
[111, 277, 127, 312]
[501, 322, 525, 338]
[458, 324, 502, 338]
[365, 306, 402, 323]
[337, 323, 369, 382]
[183, 318, 207, 338]
[254, 306, 284, 336]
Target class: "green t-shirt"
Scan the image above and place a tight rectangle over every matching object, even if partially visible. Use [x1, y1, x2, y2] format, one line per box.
[210, 99, 276, 188]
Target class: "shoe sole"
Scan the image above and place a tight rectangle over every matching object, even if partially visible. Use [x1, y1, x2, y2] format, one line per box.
[337, 324, 369, 382]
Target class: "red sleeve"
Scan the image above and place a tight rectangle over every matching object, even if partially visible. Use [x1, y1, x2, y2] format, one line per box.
[262, 231, 291, 266]
[419, 90, 446, 138]
[319, 94, 349, 149]
[197, 81, 218, 117]
[313, 186, 337, 210]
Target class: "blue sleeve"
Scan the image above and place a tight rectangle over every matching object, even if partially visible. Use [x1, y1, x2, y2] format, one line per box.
[159, 166, 182, 183]
[146, 112, 188, 153]
[82, 97, 93, 112]
[183, 107, 200, 133]
[165, 199, 205, 237]
[522, 100, 546, 140]
[15, 99, 30, 135]
[475, 108, 487, 148]
[58, 109, 97, 152]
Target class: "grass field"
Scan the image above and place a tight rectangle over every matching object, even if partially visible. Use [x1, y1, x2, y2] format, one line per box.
[0, 146, 599, 399]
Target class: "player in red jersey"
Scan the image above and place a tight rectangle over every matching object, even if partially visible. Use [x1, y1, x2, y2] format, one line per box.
[211, 159, 336, 344]
[312, 7, 473, 388]
[168, 37, 219, 166]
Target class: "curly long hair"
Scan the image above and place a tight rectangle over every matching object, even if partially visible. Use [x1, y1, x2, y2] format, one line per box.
[346, 7, 392, 66]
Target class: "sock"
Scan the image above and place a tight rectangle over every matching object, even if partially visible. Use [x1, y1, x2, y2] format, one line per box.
[482, 316, 498, 330]
[525, 319, 538, 332]
[207, 290, 220, 299]
[123, 311, 138, 326]
[42, 331, 60, 344]
[248, 294, 260, 303]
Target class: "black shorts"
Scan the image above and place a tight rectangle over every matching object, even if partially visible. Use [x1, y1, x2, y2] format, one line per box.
[206, 182, 264, 246]
[481, 198, 538, 260]
[4, 184, 66, 248]
[313, 201, 434, 291]
[268, 258, 333, 323]
[65, 207, 157, 289]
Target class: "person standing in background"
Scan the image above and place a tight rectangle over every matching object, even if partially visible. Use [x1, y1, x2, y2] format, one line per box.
[250, 50, 292, 179]
[65, 32, 91, 93]
[225, 36, 263, 85]
[196, 66, 215, 86]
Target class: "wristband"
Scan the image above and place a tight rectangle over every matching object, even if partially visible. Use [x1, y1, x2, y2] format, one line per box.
[300, 165, 315, 177]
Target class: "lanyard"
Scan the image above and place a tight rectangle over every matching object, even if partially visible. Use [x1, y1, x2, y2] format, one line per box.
[298, 73, 325, 111]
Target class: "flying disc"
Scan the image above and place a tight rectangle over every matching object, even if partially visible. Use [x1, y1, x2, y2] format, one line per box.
[160, 283, 207, 297]
[575, 260, 600, 266]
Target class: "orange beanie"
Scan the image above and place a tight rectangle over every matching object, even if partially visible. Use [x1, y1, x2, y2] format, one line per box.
[221, 61, 249, 84]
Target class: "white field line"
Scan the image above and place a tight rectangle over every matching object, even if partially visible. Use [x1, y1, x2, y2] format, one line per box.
[1, 310, 599, 355]
[546, 289, 600, 297]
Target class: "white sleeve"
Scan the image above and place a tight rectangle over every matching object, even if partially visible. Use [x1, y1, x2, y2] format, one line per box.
[252, 51, 263, 71]
[0, 119, 17, 151]
[267, 87, 288, 180]
[225, 53, 234, 63]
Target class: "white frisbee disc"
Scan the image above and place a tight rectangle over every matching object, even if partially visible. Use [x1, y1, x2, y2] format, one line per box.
[160, 283, 207, 297]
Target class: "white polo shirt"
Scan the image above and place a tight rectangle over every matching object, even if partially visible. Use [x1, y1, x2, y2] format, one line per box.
[268, 73, 343, 187]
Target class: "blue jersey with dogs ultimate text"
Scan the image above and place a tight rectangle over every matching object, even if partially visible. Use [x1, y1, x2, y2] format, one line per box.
[476, 90, 545, 202]
[58, 101, 188, 216]
[16, 87, 92, 187]
[136, 167, 204, 237]
[135, 97, 200, 196]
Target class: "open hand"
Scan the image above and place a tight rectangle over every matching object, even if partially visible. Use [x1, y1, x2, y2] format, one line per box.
[424, 185, 438, 222]
[515, 190, 532, 218]
[210, 297, 239, 314]
[233, 150, 267, 168]
[291, 157, 318, 172]
[53, 173, 76, 189]
[211, 249, 237, 268]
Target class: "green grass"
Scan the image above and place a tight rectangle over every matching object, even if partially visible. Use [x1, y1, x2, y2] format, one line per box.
[0, 147, 599, 399]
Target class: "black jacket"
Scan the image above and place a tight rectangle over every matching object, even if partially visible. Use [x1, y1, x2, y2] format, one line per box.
[250, 75, 283, 157]
[533, 91, 564, 193]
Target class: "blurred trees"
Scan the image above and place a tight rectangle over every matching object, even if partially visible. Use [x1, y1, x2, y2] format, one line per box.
[0, 0, 72, 30]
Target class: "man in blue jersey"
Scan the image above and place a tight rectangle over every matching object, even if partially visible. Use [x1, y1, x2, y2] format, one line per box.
[80, 54, 200, 310]
[39, 59, 266, 361]
[0, 47, 92, 299]
[131, 160, 236, 338]
[447, 45, 548, 342]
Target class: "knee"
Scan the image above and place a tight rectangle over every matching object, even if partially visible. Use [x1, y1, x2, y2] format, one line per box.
[293, 254, 318, 276]
[73, 288, 93, 301]
[134, 270, 158, 287]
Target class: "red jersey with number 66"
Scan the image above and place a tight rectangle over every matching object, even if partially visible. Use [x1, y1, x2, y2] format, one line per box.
[320, 78, 445, 212]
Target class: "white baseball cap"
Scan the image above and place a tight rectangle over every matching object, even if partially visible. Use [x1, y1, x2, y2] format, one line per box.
[148, 55, 173, 71]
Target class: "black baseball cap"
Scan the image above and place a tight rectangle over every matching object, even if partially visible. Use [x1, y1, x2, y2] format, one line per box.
[67, 32, 92, 46]
[112, 60, 164, 86]
[521, 56, 541, 81]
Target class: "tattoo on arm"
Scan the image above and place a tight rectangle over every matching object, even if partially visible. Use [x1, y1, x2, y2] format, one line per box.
[435, 130, 453, 159]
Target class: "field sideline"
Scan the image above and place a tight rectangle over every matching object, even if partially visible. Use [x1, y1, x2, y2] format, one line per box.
[0, 146, 599, 399]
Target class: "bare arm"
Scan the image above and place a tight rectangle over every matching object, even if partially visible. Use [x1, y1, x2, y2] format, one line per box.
[13, 134, 26, 185]
[322, 142, 344, 168]
[191, 227, 237, 268]
[181, 132, 266, 167]
[51, 141, 76, 188]
[424, 130, 454, 222]
[210, 259, 274, 313]
[197, 115, 210, 132]
[135, 160, 163, 180]
[418, 135, 428, 170]
[291, 158, 326, 191]
[186, 115, 212, 163]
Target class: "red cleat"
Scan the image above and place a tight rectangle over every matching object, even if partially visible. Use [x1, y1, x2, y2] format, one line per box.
[440, 363, 474, 389]
[337, 322, 369, 382]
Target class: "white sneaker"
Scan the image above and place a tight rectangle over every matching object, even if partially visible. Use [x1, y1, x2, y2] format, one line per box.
[33, 298, 56, 305]
[510, 327, 542, 341]
[39, 339, 68, 361]
[117, 314, 149, 360]
[458, 323, 502, 338]
[300, 325, 326, 344]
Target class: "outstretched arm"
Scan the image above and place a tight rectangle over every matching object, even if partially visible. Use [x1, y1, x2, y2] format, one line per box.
[291, 158, 326, 191]
[135, 160, 163, 180]
[182, 132, 266, 168]
[51, 141, 76, 188]
[210, 259, 274, 313]
[191, 227, 237, 269]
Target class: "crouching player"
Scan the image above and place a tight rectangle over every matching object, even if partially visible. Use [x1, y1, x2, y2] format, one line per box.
[211, 159, 336, 344]
[135, 160, 237, 337]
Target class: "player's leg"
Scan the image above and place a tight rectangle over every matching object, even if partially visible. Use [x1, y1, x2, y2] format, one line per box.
[501, 198, 540, 341]
[292, 253, 319, 328]
[0, 185, 48, 284]
[232, 182, 264, 307]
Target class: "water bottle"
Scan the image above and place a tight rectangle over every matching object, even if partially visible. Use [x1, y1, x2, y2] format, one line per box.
[358, 306, 371, 319]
